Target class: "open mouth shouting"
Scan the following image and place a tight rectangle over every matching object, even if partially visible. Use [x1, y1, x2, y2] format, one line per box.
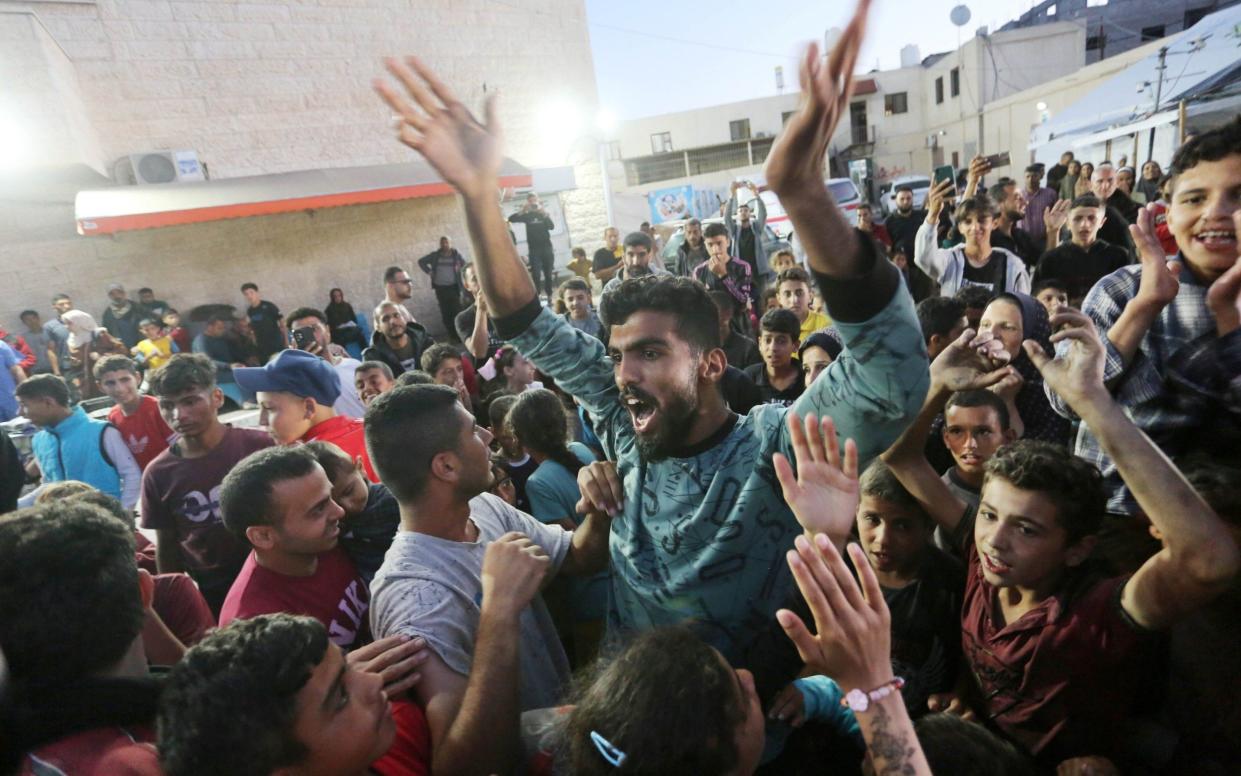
[621, 389, 659, 435]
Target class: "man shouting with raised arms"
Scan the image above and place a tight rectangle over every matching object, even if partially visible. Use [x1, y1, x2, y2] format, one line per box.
[373, 0, 926, 669]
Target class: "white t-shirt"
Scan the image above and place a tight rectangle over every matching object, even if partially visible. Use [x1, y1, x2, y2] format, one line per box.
[332, 357, 365, 419]
[369, 493, 573, 710]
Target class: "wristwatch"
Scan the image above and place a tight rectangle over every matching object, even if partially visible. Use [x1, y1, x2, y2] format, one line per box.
[841, 677, 905, 713]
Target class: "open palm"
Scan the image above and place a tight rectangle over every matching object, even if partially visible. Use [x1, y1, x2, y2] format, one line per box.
[774, 413, 859, 543]
[375, 56, 504, 198]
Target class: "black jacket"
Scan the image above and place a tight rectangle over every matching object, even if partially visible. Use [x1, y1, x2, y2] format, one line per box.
[361, 324, 434, 376]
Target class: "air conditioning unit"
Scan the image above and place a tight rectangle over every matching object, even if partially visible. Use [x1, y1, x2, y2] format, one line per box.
[126, 150, 207, 184]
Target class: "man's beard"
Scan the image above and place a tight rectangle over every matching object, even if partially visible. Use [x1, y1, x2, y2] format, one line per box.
[623, 382, 699, 462]
[897, 205, 912, 215]
[627, 264, 652, 278]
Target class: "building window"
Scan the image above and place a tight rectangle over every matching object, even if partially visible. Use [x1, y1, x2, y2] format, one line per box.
[1086, 0, 1108, 7]
[729, 119, 751, 142]
[884, 92, 908, 115]
[650, 132, 672, 154]
[606, 140, 621, 161]
[950, 68, 960, 98]
[1141, 25, 1165, 41]
[781, 110, 796, 125]
[1046, 3, 1056, 16]
[1086, 33, 1105, 52]
[935, 76, 944, 104]
[849, 101, 868, 145]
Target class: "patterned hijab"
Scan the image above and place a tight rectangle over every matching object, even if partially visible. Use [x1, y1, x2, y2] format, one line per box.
[994, 292, 1070, 445]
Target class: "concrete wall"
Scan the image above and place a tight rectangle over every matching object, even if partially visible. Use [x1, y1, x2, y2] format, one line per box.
[0, 0, 606, 337]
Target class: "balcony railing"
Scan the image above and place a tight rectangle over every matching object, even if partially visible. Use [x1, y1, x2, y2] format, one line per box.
[624, 137, 776, 186]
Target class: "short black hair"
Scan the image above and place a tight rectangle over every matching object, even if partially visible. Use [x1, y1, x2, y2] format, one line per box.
[1031, 278, 1068, 298]
[954, 284, 995, 311]
[915, 297, 966, 345]
[1068, 193, 1102, 210]
[955, 194, 997, 223]
[157, 614, 328, 776]
[240, 282, 258, 293]
[1024, 164, 1042, 174]
[600, 275, 721, 354]
[383, 266, 406, 283]
[149, 353, 217, 396]
[775, 266, 812, 290]
[286, 307, 326, 326]
[859, 459, 929, 520]
[396, 369, 435, 387]
[895, 185, 914, 195]
[93, 354, 138, 381]
[0, 501, 141, 683]
[987, 178, 1017, 203]
[623, 231, 654, 252]
[914, 714, 1035, 776]
[984, 441, 1104, 543]
[19, 309, 38, 320]
[302, 440, 356, 483]
[364, 384, 464, 503]
[559, 277, 591, 299]
[421, 343, 462, 374]
[356, 360, 394, 379]
[759, 308, 800, 341]
[52, 293, 71, 303]
[14, 374, 70, 407]
[1171, 116, 1241, 186]
[946, 388, 1011, 431]
[207, 312, 234, 325]
[219, 446, 320, 542]
[138, 287, 154, 295]
[707, 290, 736, 315]
[702, 222, 729, 240]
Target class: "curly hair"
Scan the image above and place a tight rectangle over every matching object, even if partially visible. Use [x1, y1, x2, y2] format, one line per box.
[600, 275, 721, 354]
[557, 626, 747, 775]
[148, 353, 217, 396]
[507, 389, 583, 478]
[984, 440, 1104, 542]
[157, 615, 328, 776]
[0, 501, 141, 682]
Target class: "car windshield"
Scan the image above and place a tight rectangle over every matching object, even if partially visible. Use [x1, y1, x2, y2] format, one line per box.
[828, 181, 858, 201]
[903, 178, 931, 190]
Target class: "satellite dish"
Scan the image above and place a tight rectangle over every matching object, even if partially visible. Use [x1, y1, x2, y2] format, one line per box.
[950, 4, 971, 27]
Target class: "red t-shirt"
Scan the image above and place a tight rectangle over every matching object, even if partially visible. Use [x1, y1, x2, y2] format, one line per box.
[959, 526, 1156, 765]
[370, 700, 432, 776]
[153, 572, 216, 647]
[219, 546, 370, 649]
[302, 415, 378, 482]
[20, 725, 163, 776]
[109, 396, 175, 470]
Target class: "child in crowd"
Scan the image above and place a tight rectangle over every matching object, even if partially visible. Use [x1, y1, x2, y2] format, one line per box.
[940, 389, 1016, 510]
[761, 285, 779, 314]
[558, 278, 606, 343]
[161, 309, 191, 355]
[1031, 277, 1069, 318]
[744, 308, 804, 406]
[488, 456, 518, 506]
[770, 249, 798, 274]
[566, 246, 593, 282]
[487, 393, 538, 511]
[131, 318, 178, 372]
[305, 440, 400, 585]
[954, 284, 992, 331]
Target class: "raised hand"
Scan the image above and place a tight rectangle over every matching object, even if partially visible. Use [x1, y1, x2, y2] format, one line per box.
[930, 328, 1012, 393]
[1129, 204, 1182, 311]
[1043, 199, 1070, 235]
[773, 412, 859, 542]
[481, 532, 550, 616]
[1022, 309, 1108, 410]
[374, 57, 504, 198]
[964, 155, 989, 198]
[1205, 209, 1241, 336]
[925, 179, 954, 224]
[765, 0, 870, 197]
[776, 534, 892, 692]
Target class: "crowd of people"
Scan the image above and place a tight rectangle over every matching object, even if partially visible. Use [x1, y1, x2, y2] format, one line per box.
[1, 3, 1240, 774]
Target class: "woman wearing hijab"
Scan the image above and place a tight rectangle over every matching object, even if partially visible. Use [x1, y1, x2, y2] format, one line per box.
[324, 288, 366, 352]
[62, 311, 127, 399]
[978, 292, 1071, 445]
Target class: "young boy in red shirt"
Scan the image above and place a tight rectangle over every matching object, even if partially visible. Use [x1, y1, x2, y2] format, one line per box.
[880, 315, 1240, 768]
[97, 354, 175, 471]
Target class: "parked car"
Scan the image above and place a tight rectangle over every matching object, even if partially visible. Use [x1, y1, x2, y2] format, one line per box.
[659, 217, 792, 270]
[761, 178, 863, 238]
[879, 175, 931, 216]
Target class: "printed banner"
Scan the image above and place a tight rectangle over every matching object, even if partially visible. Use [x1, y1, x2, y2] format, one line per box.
[647, 185, 694, 224]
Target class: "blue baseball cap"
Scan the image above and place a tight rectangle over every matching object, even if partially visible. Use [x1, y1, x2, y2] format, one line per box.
[233, 349, 341, 407]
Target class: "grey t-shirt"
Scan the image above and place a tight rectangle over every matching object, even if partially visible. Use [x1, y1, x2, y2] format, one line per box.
[369, 493, 573, 710]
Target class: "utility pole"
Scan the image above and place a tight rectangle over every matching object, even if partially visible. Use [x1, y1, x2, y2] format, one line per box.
[1148, 46, 1168, 162]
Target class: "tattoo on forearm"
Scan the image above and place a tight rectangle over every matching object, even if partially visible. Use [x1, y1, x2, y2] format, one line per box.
[865, 701, 919, 776]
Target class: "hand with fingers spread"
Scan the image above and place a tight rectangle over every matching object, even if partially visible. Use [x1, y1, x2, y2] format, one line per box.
[346, 633, 431, 697]
[1130, 204, 1183, 311]
[374, 57, 504, 198]
[1043, 199, 1070, 238]
[773, 412, 859, 542]
[481, 532, 551, 617]
[925, 179, 955, 226]
[1205, 210, 1241, 336]
[765, 0, 871, 197]
[1022, 308, 1108, 409]
[574, 460, 624, 518]
[930, 328, 1012, 394]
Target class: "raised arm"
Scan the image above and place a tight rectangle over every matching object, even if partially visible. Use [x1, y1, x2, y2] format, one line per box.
[1108, 206, 1181, 368]
[962, 155, 987, 200]
[375, 59, 536, 318]
[881, 329, 1012, 533]
[764, 0, 871, 280]
[467, 295, 492, 361]
[914, 180, 954, 280]
[1025, 310, 1241, 631]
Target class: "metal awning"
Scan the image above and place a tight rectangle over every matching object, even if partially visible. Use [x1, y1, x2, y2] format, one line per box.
[75, 158, 532, 236]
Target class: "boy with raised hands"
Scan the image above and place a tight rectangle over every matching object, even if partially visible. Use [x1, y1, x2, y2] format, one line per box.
[372, 0, 929, 671]
[879, 311, 1240, 768]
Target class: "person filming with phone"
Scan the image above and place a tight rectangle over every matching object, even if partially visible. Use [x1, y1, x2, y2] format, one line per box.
[285, 307, 366, 419]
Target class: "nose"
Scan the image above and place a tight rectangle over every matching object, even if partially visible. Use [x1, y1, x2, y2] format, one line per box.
[871, 523, 888, 549]
[479, 426, 494, 446]
[963, 431, 978, 450]
[616, 354, 642, 389]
